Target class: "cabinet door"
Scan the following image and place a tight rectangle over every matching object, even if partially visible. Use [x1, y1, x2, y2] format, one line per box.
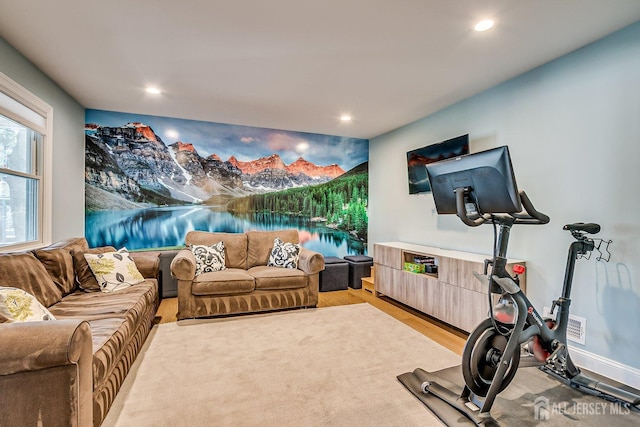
[403, 271, 430, 311]
[434, 282, 461, 329]
[457, 260, 487, 293]
[405, 272, 438, 316]
[374, 244, 403, 270]
[458, 289, 491, 332]
[375, 264, 403, 299]
[437, 257, 456, 285]
[435, 284, 492, 333]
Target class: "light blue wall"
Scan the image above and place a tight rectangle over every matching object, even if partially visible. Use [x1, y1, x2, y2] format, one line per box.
[370, 22, 640, 371]
[0, 37, 85, 241]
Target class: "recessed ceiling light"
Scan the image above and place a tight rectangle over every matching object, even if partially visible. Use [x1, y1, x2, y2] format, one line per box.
[474, 19, 495, 32]
[145, 87, 162, 95]
[340, 114, 352, 122]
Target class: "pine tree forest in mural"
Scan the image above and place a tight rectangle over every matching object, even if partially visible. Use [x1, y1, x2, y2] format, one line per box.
[84, 109, 369, 256]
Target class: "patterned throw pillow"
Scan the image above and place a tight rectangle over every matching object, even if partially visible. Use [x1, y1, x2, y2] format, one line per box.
[0, 287, 56, 323]
[268, 237, 301, 269]
[74, 246, 117, 291]
[191, 242, 226, 275]
[83, 248, 144, 293]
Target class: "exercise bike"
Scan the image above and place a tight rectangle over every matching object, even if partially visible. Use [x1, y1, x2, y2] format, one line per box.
[397, 146, 640, 425]
[457, 205, 640, 423]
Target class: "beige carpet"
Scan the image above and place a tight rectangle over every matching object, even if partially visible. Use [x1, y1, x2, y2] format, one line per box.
[102, 303, 459, 426]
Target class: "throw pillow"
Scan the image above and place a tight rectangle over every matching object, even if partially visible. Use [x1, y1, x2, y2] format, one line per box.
[73, 246, 117, 291]
[0, 287, 56, 323]
[83, 248, 144, 293]
[268, 237, 300, 269]
[34, 247, 76, 295]
[191, 242, 226, 275]
[0, 252, 62, 307]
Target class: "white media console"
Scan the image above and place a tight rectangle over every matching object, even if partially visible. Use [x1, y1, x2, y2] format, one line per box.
[373, 242, 526, 333]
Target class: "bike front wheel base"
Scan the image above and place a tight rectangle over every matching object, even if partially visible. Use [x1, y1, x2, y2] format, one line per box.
[462, 318, 521, 397]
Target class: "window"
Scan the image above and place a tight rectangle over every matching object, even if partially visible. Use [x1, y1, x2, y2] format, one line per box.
[0, 72, 52, 251]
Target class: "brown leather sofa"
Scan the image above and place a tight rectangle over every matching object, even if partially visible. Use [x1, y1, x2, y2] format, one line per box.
[171, 229, 324, 320]
[0, 237, 160, 427]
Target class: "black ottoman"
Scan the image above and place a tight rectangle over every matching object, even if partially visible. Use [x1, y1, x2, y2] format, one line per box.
[319, 256, 349, 292]
[158, 250, 180, 298]
[344, 255, 373, 289]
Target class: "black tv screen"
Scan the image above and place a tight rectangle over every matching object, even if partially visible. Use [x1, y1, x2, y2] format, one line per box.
[407, 134, 469, 194]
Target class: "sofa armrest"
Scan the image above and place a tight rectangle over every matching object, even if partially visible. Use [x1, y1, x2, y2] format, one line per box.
[0, 320, 91, 374]
[298, 248, 325, 275]
[0, 320, 93, 426]
[130, 252, 161, 279]
[171, 249, 196, 280]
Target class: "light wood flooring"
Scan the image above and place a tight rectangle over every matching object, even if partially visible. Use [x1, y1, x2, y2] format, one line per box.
[156, 288, 468, 355]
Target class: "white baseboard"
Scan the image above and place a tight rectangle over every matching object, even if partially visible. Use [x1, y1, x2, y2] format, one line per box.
[569, 345, 640, 390]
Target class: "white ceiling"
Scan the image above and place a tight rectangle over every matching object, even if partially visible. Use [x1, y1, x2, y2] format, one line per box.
[1, 1, 640, 139]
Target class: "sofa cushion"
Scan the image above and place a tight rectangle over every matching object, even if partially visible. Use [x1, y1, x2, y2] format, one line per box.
[186, 231, 247, 269]
[45, 237, 90, 253]
[247, 229, 299, 269]
[129, 252, 162, 279]
[0, 252, 62, 307]
[190, 268, 255, 296]
[73, 246, 117, 292]
[248, 265, 307, 290]
[33, 248, 76, 295]
[191, 242, 226, 275]
[0, 287, 57, 322]
[268, 237, 301, 269]
[48, 279, 157, 321]
[84, 249, 145, 293]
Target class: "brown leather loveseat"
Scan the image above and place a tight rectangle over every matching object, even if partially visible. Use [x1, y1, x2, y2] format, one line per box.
[171, 229, 324, 320]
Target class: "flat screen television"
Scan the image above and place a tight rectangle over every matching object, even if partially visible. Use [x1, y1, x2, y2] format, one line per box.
[425, 145, 522, 215]
[407, 134, 469, 194]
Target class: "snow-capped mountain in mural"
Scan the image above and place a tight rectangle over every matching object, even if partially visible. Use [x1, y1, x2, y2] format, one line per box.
[85, 122, 345, 208]
[226, 153, 344, 191]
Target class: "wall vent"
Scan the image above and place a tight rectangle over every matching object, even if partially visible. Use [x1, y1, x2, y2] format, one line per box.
[542, 307, 586, 345]
[566, 314, 587, 345]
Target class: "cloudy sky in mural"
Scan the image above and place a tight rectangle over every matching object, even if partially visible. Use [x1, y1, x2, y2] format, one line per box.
[86, 109, 368, 171]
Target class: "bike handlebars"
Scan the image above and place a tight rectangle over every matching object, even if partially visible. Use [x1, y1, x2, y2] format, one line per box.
[455, 189, 550, 227]
[513, 191, 550, 224]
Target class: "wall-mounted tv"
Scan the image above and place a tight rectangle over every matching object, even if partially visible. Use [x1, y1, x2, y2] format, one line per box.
[406, 134, 469, 194]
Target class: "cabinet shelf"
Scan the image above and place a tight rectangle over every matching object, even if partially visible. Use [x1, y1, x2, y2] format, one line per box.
[402, 250, 439, 276]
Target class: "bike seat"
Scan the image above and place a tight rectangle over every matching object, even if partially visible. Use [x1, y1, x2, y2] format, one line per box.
[563, 222, 601, 234]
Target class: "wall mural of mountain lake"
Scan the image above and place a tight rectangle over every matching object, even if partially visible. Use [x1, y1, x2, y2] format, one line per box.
[85, 109, 369, 256]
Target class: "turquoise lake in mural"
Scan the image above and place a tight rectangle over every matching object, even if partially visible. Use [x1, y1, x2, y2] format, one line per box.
[85, 206, 367, 256]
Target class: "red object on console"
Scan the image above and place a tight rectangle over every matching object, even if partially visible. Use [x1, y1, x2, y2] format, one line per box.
[513, 264, 526, 275]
